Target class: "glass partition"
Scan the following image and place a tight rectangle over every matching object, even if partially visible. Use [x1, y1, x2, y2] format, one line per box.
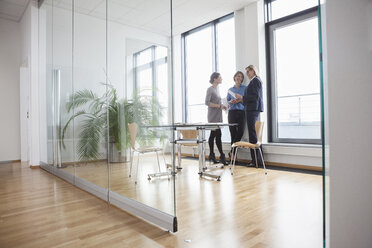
[72, 0, 109, 195]
[39, 0, 176, 231]
[53, 0, 74, 176]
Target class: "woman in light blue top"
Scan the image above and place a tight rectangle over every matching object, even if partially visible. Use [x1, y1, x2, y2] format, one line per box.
[227, 71, 246, 159]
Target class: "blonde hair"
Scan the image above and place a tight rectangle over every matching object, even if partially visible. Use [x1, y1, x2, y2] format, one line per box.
[245, 65, 260, 78]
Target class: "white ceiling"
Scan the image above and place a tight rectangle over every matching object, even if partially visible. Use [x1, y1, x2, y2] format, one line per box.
[0, 0, 257, 35]
[0, 0, 30, 22]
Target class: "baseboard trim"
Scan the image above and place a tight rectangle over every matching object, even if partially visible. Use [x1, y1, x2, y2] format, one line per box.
[30, 165, 40, 169]
[0, 160, 21, 164]
[264, 161, 322, 171]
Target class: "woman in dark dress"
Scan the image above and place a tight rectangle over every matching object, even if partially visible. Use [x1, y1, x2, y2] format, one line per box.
[236, 65, 264, 166]
[205, 72, 229, 165]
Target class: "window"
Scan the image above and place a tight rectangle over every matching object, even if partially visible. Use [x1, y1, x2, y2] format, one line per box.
[182, 14, 235, 142]
[267, 0, 318, 21]
[266, 1, 320, 144]
[133, 46, 168, 124]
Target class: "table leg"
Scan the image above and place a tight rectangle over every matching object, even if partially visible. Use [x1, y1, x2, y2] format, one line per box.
[176, 130, 182, 170]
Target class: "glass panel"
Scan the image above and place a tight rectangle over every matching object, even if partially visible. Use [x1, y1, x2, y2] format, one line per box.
[52, 0, 74, 175]
[137, 48, 152, 66]
[274, 17, 321, 139]
[157, 62, 169, 124]
[39, 0, 175, 230]
[73, 0, 108, 188]
[185, 26, 213, 110]
[156, 46, 168, 60]
[108, 0, 175, 217]
[137, 67, 153, 96]
[271, 0, 318, 20]
[187, 104, 208, 123]
[216, 17, 235, 142]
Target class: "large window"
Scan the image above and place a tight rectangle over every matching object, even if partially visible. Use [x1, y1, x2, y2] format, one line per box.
[133, 45, 168, 124]
[182, 14, 235, 142]
[266, 1, 320, 144]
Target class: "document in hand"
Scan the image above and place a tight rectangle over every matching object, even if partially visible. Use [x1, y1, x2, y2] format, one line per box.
[228, 89, 236, 99]
[221, 97, 228, 113]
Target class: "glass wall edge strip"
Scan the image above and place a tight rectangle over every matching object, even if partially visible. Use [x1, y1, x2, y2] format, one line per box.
[40, 163, 74, 184]
[54, 167, 74, 184]
[40, 163, 108, 201]
[40, 162, 53, 173]
[39, 163, 177, 232]
[109, 191, 177, 233]
[74, 177, 108, 201]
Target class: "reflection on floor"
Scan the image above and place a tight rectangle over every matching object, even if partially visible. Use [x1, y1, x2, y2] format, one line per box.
[0, 159, 322, 248]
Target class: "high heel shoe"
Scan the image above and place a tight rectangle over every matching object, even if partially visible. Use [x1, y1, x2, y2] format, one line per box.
[220, 153, 229, 166]
[209, 153, 219, 164]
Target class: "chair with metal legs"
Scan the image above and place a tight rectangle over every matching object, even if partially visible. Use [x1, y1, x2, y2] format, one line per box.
[128, 123, 165, 184]
[176, 129, 199, 169]
[230, 121, 267, 175]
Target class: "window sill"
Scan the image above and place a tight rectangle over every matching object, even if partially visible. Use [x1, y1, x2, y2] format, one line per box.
[263, 142, 321, 148]
[262, 143, 322, 157]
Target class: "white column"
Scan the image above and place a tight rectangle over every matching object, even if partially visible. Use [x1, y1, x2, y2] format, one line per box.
[324, 0, 372, 247]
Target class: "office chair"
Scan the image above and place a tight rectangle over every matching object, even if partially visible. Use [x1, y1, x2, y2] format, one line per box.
[177, 129, 199, 164]
[230, 121, 267, 175]
[128, 123, 165, 184]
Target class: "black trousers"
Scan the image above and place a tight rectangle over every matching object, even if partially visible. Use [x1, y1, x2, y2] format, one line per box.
[246, 110, 263, 165]
[228, 110, 245, 154]
[208, 128, 223, 156]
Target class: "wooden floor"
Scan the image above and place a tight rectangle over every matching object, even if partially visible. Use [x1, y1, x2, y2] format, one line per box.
[0, 160, 323, 247]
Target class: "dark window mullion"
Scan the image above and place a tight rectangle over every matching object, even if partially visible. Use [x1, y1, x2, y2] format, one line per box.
[133, 54, 138, 90]
[181, 35, 187, 122]
[266, 5, 321, 144]
[151, 46, 156, 98]
[212, 22, 217, 71]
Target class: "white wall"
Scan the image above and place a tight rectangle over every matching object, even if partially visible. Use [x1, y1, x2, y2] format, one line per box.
[324, 0, 372, 247]
[0, 19, 21, 161]
[20, 0, 40, 166]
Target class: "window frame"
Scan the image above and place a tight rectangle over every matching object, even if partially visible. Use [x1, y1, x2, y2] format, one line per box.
[265, 5, 321, 144]
[133, 45, 168, 98]
[133, 45, 168, 123]
[181, 13, 234, 123]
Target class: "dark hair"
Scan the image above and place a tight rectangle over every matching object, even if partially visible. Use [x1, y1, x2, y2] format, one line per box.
[209, 72, 220, 84]
[233, 71, 244, 82]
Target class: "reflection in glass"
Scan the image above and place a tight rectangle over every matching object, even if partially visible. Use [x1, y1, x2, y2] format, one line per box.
[52, 0, 74, 175]
[73, 0, 108, 189]
[40, 0, 176, 230]
[107, 0, 175, 217]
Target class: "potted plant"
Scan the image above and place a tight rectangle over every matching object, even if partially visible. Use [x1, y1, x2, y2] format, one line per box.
[61, 83, 163, 162]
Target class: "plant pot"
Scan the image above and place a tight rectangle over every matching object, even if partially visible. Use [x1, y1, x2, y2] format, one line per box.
[109, 142, 129, 163]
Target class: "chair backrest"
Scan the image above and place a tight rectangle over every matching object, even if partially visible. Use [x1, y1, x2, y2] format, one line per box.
[128, 123, 138, 149]
[180, 130, 198, 139]
[180, 130, 198, 146]
[255, 121, 264, 144]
